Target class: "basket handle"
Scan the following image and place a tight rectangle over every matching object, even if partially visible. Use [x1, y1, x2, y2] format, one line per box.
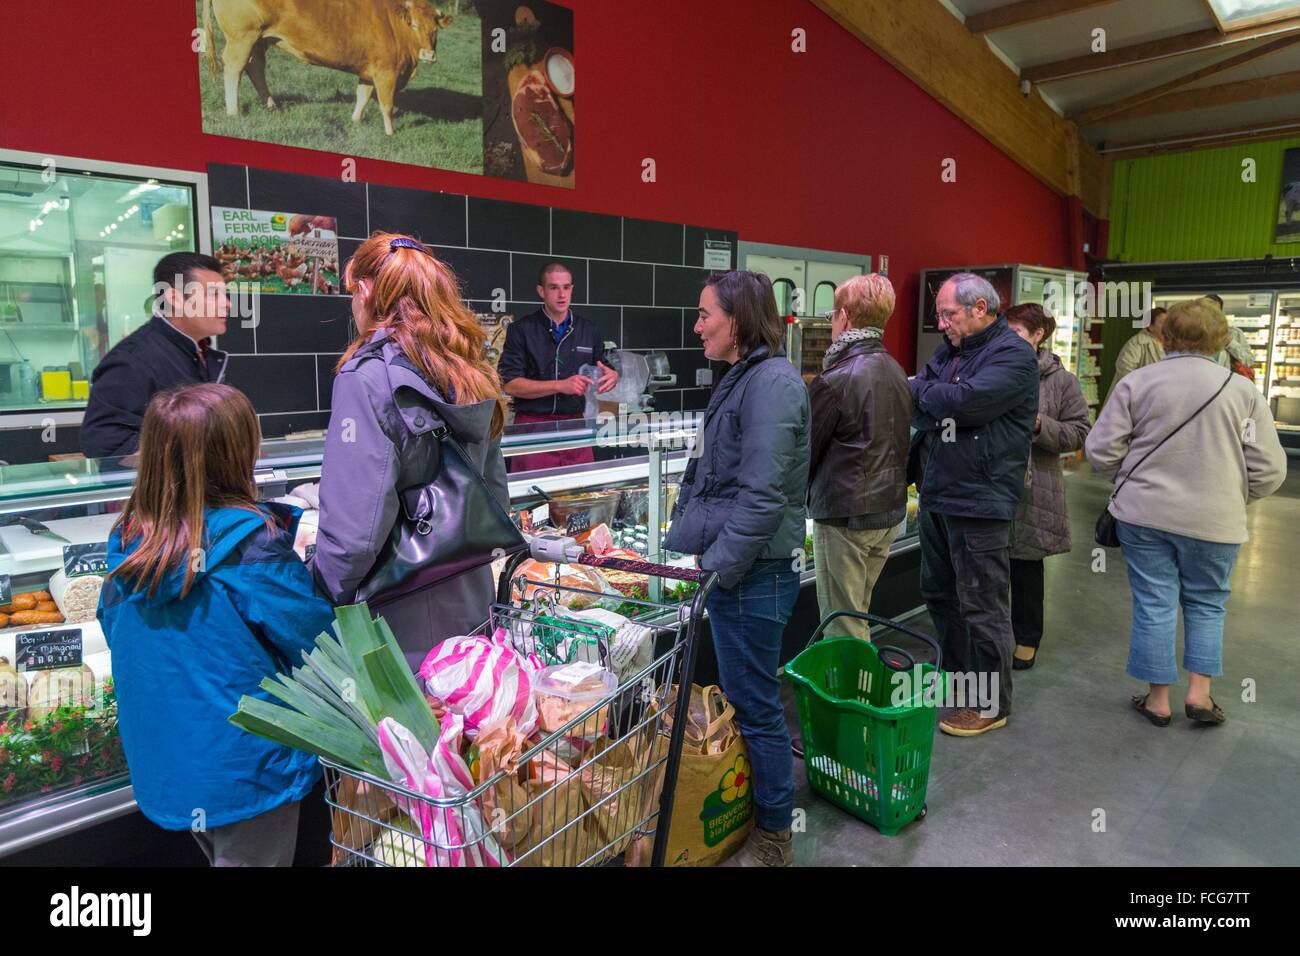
[805, 610, 942, 674]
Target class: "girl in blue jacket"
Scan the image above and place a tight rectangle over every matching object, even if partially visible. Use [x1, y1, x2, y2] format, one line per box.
[98, 383, 334, 866]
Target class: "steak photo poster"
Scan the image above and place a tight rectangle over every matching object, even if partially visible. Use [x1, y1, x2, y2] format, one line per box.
[480, 1, 575, 187]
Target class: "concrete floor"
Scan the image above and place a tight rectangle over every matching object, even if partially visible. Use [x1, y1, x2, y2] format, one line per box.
[791, 461, 1300, 866]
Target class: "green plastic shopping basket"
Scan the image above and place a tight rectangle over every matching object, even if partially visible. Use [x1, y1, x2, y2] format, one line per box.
[785, 610, 943, 836]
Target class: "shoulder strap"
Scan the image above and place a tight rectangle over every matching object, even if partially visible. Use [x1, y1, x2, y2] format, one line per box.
[1111, 370, 1234, 502]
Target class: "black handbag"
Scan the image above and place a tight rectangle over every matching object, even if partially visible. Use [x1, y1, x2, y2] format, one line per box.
[1095, 369, 1233, 547]
[356, 423, 526, 608]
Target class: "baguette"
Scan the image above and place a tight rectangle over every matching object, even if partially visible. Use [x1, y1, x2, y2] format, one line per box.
[9, 610, 65, 626]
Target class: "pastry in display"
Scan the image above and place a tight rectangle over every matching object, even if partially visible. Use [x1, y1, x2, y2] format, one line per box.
[27, 663, 97, 722]
[0, 656, 26, 721]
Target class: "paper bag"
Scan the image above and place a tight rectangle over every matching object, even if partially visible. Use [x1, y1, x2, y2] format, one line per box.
[578, 707, 668, 863]
[630, 684, 754, 866]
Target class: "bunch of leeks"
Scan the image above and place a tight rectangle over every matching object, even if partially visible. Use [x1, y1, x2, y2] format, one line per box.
[229, 603, 440, 778]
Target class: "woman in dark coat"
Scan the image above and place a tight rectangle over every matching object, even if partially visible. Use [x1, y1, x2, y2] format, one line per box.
[312, 234, 509, 670]
[663, 271, 811, 867]
[1004, 304, 1091, 670]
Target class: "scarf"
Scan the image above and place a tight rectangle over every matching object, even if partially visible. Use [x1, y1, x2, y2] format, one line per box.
[822, 326, 882, 370]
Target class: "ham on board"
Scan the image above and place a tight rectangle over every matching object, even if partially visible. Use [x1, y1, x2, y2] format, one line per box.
[511, 69, 573, 176]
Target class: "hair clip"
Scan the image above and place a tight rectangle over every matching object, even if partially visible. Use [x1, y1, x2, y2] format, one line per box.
[389, 236, 432, 256]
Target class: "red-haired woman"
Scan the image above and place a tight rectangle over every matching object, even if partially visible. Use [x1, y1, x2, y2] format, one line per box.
[312, 233, 509, 668]
[99, 383, 334, 865]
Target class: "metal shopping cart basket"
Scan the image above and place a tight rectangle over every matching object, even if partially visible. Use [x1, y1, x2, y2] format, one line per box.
[784, 610, 943, 836]
[321, 536, 717, 867]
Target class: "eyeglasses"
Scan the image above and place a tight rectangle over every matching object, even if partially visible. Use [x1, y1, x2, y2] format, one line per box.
[936, 307, 967, 323]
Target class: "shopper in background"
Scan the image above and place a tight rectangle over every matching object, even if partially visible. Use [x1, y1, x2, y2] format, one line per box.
[1202, 294, 1257, 379]
[909, 273, 1038, 737]
[1110, 306, 1165, 389]
[81, 252, 231, 459]
[1003, 304, 1091, 671]
[312, 234, 510, 669]
[1086, 298, 1286, 727]
[99, 383, 332, 866]
[497, 260, 619, 472]
[664, 270, 810, 867]
[806, 274, 910, 639]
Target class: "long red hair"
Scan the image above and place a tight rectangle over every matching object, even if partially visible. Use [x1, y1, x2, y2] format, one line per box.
[340, 232, 504, 437]
[111, 384, 271, 598]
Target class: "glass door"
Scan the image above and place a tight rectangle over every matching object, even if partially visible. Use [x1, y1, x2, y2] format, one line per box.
[1272, 291, 1300, 431]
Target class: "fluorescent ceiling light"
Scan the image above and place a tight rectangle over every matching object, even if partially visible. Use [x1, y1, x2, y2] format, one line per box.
[1204, 0, 1300, 30]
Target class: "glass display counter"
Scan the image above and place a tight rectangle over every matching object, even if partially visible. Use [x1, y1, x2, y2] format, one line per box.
[0, 417, 920, 858]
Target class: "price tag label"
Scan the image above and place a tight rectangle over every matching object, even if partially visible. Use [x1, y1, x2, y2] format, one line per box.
[0, 574, 10, 606]
[565, 510, 592, 536]
[63, 542, 109, 578]
[15, 628, 84, 672]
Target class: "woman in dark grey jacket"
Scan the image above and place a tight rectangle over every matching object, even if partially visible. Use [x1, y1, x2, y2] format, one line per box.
[312, 234, 509, 670]
[1004, 304, 1090, 670]
[663, 271, 811, 868]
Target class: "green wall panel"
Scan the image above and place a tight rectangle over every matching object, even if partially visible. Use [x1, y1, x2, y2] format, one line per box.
[1109, 136, 1300, 262]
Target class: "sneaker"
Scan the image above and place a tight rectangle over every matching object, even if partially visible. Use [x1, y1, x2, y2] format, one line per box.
[720, 827, 794, 867]
[939, 708, 1008, 737]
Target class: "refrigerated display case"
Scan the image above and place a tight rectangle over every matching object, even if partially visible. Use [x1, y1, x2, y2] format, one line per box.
[1151, 290, 1274, 397]
[0, 419, 923, 860]
[917, 265, 1101, 418]
[0, 150, 206, 416]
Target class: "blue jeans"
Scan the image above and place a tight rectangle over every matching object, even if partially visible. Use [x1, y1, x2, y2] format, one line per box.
[1116, 520, 1241, 685]
[705, 558, 801, 833]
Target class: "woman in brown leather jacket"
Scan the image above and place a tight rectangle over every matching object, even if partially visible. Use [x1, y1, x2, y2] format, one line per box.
[806, 274, 912, 639]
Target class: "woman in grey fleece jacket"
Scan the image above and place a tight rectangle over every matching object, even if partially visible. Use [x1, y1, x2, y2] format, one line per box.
[1086, 299, 1286, 727]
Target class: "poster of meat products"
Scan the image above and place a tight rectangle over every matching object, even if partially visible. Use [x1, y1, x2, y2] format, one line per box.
[480, 1, 575, 186]
[1275, 148, 1300, 245]
[211, 208, 341, 295]
[195, 1, 573, 187]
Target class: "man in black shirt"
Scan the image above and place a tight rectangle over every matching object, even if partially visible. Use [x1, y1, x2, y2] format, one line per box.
[81, 252, 232, 459]
[498, 260, 618, 470]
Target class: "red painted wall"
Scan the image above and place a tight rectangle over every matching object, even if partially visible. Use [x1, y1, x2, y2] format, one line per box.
[0, 0, 1070, 370]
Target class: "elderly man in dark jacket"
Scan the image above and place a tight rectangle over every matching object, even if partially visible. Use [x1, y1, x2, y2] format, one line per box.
[909, 273, 1038, 737]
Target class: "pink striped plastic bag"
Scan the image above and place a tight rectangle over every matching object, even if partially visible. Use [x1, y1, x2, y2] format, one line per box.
[418, 629, 542, 740]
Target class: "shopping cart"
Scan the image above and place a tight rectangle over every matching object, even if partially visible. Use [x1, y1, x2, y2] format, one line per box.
[785, 610, 943, 836]
[321, 536, 717, 867]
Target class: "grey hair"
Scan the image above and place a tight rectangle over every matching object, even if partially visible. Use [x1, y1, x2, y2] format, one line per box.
[944, 273, 1001, 315]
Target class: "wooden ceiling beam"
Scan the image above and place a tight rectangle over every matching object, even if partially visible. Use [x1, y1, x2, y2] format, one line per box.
[1072, 32, 1300, 125]
[1021, 17, 1300, 84]
[1091, 68, 1300, 123]
[1101, 115, 1300, 157]
[812, 0, 1106, 215]
[966, 0, 1119, 35]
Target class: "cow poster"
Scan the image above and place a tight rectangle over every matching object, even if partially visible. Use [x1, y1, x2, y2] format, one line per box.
[195, 0, 575, 188]
[1275, 148, 1300, 244]
[211, 207, 341, 295]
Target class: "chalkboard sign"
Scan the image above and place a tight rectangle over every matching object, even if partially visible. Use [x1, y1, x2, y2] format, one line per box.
[565, 510, 593, 536]
[0, 574, 10, 606]
[15, 628, 84, 672]
[304, 544, 316, 561]
[63, 542, 109, 578]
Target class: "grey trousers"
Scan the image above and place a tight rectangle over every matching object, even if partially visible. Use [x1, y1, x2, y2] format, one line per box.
[191, 800, 300, 867]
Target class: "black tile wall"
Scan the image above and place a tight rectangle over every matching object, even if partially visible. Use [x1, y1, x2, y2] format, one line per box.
[623, 218, 684, 265]
[432, 246, 511, 301]
[552, 209, 621, 260]
[207, 163, 249, 208]
[367, 185, 466, 247]
[589, 260, 652, 306]
[468, 197, 549, 253]
[224, 354, 318, 414]
[655, 265, 711, 309]
[254, 294, 353, 355]
[245, 167, 368, 238]
[317, 354, 341, 411]
[218, 308, 257, 354]
[184, 165, 739, 455]
[511, 253, 587, 304]
[622, 307, 683, 350]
